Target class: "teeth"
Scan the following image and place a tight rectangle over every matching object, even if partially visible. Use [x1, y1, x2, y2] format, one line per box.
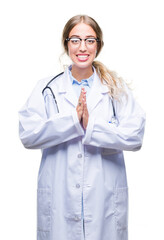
[77, 55, 88, 59]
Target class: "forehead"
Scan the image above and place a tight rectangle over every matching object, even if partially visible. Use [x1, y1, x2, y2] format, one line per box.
[69, 22, 96, 37]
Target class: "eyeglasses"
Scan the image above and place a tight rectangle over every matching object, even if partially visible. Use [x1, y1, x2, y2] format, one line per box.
[66, 37, 100, 47]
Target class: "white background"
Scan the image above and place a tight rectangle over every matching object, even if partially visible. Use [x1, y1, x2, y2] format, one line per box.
[0, 0, 164, 239]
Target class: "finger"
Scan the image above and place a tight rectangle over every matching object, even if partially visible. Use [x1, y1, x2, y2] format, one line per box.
[76, 107, 83, 122]
[81, 87, 86, 92]
[83, 102, 88, 116]
[78, 89, 84, 105]
[82, 94, 86, 104]
[78, 89, 86, 108]
[82, 103, 89, 129]
[81, 88, 86, 98]
[76, 98, 84, 121]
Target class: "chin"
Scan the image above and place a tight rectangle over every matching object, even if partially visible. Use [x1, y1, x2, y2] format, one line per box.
[73, 60, 94, 69]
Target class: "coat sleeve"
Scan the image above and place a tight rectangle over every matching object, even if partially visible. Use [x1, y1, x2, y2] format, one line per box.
[82, 85, 146, 151]
[18, 79, 84, 149]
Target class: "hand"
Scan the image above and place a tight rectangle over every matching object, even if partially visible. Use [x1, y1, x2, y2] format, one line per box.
[76, 88, 89, 129]
[82, 93, 89, 130]
[76, 88, 86, 122]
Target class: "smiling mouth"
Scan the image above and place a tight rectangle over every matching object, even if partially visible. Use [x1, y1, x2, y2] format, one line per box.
[76, 54, 89, 61]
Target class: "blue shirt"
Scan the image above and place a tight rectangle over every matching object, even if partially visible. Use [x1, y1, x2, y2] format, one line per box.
[68, 65, 94, 98]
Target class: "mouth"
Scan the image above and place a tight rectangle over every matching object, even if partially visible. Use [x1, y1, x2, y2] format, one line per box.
[76, 54, 89, 62]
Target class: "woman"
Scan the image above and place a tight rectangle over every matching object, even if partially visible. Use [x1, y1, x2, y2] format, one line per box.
[19, 15, 146, 240]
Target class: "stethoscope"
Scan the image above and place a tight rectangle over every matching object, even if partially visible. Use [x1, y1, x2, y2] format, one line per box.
[42, 72, 64, 113]
[42, 73, 118, 125]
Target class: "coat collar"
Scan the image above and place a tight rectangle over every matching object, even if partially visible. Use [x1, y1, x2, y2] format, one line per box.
[58, 66, 109, 112]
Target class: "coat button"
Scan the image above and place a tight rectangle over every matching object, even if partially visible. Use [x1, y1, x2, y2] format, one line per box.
[77, 153, 82, 158]
[76, 184, 80, 188]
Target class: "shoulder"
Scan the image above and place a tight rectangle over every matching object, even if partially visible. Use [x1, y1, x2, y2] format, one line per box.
[46, 72, 64, 88]
[35, 72, 65, 91]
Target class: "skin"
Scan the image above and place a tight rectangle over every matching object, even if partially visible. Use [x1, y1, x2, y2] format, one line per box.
[67, 22, 98, 129]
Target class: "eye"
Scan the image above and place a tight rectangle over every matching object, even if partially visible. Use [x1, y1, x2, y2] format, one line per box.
[86, 38, 96, 44]
[70, 38, 80, 44]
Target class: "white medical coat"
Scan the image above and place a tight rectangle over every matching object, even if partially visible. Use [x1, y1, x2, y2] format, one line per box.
[19, 67, 146, 240]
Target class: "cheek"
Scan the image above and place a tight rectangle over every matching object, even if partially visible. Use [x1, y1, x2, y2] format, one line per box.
[91, 45, 98, 57]
[91, 48, 97, 58]
[68, 47, 75, 58]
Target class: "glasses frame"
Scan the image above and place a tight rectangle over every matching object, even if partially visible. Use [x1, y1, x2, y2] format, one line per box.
[66, 37, 100, 47]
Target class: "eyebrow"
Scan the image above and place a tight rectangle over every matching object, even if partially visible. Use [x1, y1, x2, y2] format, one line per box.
[69, 34, 97, 38]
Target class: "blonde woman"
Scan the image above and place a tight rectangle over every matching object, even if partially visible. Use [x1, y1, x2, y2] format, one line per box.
[19, 15, 146, 240]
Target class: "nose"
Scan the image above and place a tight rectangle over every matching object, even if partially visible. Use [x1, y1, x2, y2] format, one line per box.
[79, 40, 87, 52]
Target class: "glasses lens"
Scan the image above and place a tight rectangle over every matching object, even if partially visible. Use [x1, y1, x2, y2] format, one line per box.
[70, 38, 80, 45]
[86, 38, 96, 45]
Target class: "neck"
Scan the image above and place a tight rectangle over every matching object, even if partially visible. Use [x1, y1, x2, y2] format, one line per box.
[71, 65, 93, 82]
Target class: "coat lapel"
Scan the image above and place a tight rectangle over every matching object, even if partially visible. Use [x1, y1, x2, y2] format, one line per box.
[87, 73, 109, 113]
[58, 68, 78, 108]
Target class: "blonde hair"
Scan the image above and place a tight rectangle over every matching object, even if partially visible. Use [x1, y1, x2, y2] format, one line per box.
[62, 15, 126, 100]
